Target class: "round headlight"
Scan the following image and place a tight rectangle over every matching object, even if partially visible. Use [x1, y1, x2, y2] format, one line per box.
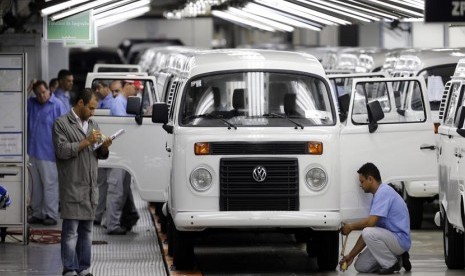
[305, 167, 327, 191]
[190, 167, 213, 192]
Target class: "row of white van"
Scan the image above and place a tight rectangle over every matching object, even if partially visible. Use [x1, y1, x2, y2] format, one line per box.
[84, 46, 456, 270]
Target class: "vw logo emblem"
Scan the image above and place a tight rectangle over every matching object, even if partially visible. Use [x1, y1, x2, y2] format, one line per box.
[252, 166, 267, 182]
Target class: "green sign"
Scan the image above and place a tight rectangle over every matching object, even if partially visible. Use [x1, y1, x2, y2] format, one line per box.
[64, 18, 98, 48]
[45, 11, 91, 41]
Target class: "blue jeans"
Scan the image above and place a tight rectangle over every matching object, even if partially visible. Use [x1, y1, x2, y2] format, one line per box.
[61, 219, 93, 275]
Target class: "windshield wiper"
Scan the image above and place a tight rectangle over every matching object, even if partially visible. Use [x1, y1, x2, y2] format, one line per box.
[185, 113, 237, 130]
[262, 113, 304, 129]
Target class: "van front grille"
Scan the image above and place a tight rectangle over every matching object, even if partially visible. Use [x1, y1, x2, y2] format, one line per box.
[210, 142, 307, 155]
[220, 158, 299, 211]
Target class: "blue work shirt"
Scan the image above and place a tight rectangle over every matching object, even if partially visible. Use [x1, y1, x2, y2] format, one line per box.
[110, 94, 130, 116]
[98, 93, 114, 109]
[54, 88, 71, 112]
[27, 94, 67, 161]
[370, 183, 411, 251]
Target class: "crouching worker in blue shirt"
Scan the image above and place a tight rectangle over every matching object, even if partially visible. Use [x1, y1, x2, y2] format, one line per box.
[339, 162, 412, 275]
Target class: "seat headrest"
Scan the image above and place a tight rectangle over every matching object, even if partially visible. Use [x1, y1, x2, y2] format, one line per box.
[284, 93, 296, 115]
[233, 88, 245, 110]
[211, 87, 220, 108]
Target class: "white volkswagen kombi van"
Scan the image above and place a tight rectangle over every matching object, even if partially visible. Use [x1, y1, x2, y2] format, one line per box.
[389, 48, 465, 229]
[142, 49, 436, 270]
[436, 59, 465, 269]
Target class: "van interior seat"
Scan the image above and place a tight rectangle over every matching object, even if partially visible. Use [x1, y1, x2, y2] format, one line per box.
[231, 88, 246, 116]
[284, 93, 297, 116]
[269, 83, 288, 114]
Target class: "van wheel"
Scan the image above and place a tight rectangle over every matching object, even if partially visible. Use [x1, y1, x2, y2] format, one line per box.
[154, 203, 167, 233]
[443, 212, 465, 269]
[407, 194, 423, 229]
[170, 217, 195, 270]
[167, 215, 174, 256]
[309, 231, 339, 271]
[159, 212, 167, 234]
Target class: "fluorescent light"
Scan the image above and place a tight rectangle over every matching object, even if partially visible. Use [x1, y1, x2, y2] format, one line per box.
[228, 7, 295, 32]
[96, 5, 150, 27]
[50, 0, 115, 21]
[332, 0, 399, 20]
[41, 0, 90, 16]
[93, 0, 135, 14]
[387, 0, 424, 10]
[255, 0, 350, 25]
[212, 10, 277, 32]
[244, 3, 322, 31]
[94, 0, 151, 20]
[367, 0, 424, 17]
[298, 0, 378, 22]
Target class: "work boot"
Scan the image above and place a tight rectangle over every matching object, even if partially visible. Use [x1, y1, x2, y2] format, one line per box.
[401, 251, 412, 271]
[378, 262, 400, 275]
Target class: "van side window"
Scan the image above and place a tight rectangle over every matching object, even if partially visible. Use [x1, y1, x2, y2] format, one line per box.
[165, 78, 183, 121]
[352, 80, 426, 124]
[443, 83, 464, 127]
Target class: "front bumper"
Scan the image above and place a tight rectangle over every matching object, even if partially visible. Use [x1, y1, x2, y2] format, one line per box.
[405, 180, 438, 197]
[173, 210, 341, 231]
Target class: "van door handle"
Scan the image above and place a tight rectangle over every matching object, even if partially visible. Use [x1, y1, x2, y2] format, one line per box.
[420, 145, 436, 150]
[455, 153, 462, 158]
[165, 142, 171, 153]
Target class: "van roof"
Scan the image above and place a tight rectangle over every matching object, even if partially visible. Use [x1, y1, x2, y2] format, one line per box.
[152, 49, 325, 78]
[393, 48, 465, 72]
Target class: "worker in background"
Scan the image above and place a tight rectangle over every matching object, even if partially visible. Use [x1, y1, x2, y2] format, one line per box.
[54, 69, 74, 112]
[0, 185, 12, 209]
[339, 162, 412, 275]
[93, 80, 114, 109]
[49, 78, 59, 94]
[102, 80, 140, 235]
[53, 88, 112, 276]
[92, 80, 114, 226]
[27, 80, 67, 226]
[109, 80, 122, 98]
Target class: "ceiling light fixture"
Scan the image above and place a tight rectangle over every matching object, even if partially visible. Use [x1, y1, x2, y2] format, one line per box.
[93, 0, 151, 20]
[41, 0, 90, 16]
[367, 0, 424, 17]
[299, 0, 378, 22]
[244, 3, 322, 31]
[50, 0, 115, 21]
[228, 7, 295, 32]
[255, 0, 350, 25]
[212, 10, 277, 32]
[96, 5, 150, 28]
[93, 0, 135, 15]
[332, 0, 399, 20]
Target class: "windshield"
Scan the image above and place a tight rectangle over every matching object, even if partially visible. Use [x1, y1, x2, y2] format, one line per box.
[179, 72, 335, 127]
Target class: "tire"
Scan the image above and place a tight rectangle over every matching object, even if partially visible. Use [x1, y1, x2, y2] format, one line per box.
[170, 217, 195, 270]
[443, 212, 465, 269]
[167, 215, 174, 257]
[309, 231, 339, 271]
[159, 212, 167, 234]
[407, 194, 424, 229]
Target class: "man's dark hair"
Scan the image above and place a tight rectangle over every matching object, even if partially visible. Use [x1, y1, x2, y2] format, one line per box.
[49, 78, 58, 88]
[357, 162, 382, 182]
[74, 88, 96, 106]
[57, 69, 73, 81]
[32, 80, 48, 92]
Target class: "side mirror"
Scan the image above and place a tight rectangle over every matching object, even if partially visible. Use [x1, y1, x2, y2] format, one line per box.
[152, 103, 169, 124]
[127, 96, 142, 125]
[127, 96, 141, 115]
[367, 100, 384, 133]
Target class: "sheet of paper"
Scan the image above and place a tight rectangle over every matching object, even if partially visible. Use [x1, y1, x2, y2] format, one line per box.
[93, 129, 125, 151]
